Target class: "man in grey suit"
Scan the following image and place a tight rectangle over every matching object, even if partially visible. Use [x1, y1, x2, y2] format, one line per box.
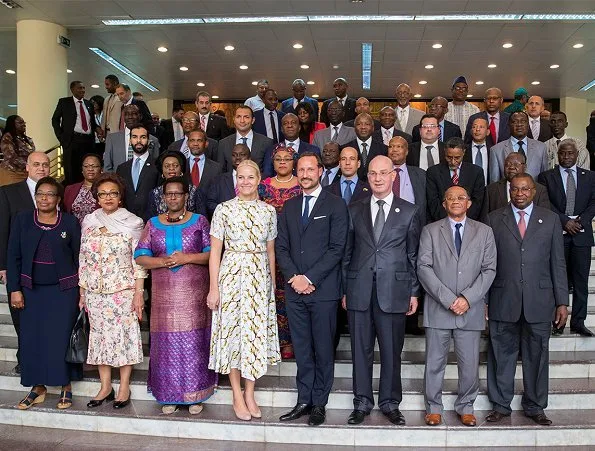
[486, 173, 568, 426]
[418, 186, 497, 427]
[312, 100, 356, 150]
[343, 155, 421, 426]
[216, 105, 273, 172]
[489, 111, 548, 183]
[104, 105, 160, 172]
[394, 83, 426, 135]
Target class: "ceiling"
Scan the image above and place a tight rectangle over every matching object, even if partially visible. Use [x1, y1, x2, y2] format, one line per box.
[1, 0, 595, 120]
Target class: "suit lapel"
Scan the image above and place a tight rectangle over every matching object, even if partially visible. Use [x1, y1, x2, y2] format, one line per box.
[575, 168, 589, 210]
[303, 190, 327, 232]
[439, 219, 458, 259]
[552, 168, 566, 205]
[497, 180, 508, 207]
[223, 173, 235, 197]
[502, 205, 522, 243]
[459, 218, 474, 256]
[361, 196, 375, 244]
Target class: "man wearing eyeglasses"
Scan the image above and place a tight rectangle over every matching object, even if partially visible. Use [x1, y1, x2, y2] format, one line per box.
[411, 97, 462, 144]
[407, 115, 446, 170]
[342, 155, 421, 426]
[417, 185, 496, 427]
[0, 151, 51, 374]
[167, 111, 219, 162]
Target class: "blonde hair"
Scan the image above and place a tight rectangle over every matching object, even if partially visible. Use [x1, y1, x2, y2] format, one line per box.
[237, 159, 261, 179]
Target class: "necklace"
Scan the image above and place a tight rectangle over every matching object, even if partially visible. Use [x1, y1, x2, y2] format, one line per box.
[275, 174, 294, 183]
[166, 209, 186, 223]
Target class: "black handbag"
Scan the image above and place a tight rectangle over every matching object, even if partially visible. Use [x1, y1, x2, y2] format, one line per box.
[65, 308, 89, 364]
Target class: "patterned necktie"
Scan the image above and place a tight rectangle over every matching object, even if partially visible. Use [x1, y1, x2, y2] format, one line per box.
[321, 169, 332, 187]
[474, 145, 483, 168]
[517, 210, 526, 239]
[132, 157, 142, 191]
[452, 167, 459, 185]
[270, 111, 279, 142]
[565, 168, 576, 215]
[454, 223, 462, 256]
[361, 142, 368, 166]
[383, 129, 391, 146]
[302, 195, 313, 227]
[373, 199, 386, 243]
[343, 180, 353, 204]
[426, 145, 435, 167]
[191, 157, 200, 186]
[517, 140, 526, 158]
[489, 116, 497, 143]
[393, 167, 401, 197]
[332, 126, 339, 142]
[399, 109, 406, 129]
[531, 119, 539, 139]
[78, 101, 89, 132]
[200, 115, 207, 131]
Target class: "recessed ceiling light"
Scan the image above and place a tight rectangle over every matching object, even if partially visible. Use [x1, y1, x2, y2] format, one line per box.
[157, 46, 168, 52]
[5, 69, 15, 74]
[531, 80, 540, 85]
[432, 43, 442, 49]
[419, 80, 427, 85]
[488, 63, 497, 68]
[502, 42, 513, 48]
[179, 66, 189, 71]
[66, 69, 72, 73]
[196, 82, 205, 87]
[211, 95, 219, 99]
[224, 45, 235, 51]
[300, 64, 310, 69]
[413, 94, 422, 98]
[306, 80, 315, 85]
[572, 43, 584, 49]
[293, 43, 303, 49]
[332, 64, 339, 69]
[312, 94, 319, 98]
[467, 94, 473, 98]
[550, 64, 560, 69]
[91, 84, 99, 88]
[475, 81, 484, 85]
[251, 81, 258, 85]
[424, 64, 434, 69]
[239, 65, 248, 70]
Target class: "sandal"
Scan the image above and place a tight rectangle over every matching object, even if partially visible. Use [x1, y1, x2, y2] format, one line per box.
[57, 390, 73, 410]
[18, 389, 46, 410]
[161, 404, 179, 415]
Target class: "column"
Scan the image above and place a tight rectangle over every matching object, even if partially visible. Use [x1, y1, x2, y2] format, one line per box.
[147, 98, 173, 121]
[560, 96, 588, 141]
[17, 20, 68, 152]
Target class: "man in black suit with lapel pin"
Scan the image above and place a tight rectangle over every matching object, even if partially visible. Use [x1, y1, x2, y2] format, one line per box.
[276, 152, 349, 427]
[195, 91, 230, 141]
[207, 144, 251, 218]
[343, 155, 421, 426]
[538, 139, 595, 336]
[407, 115, 446, 169]
[426, 137, 485, 223]
[342, 113, 388, 182]
[51, 80, 96, 185]
[116, 125, 160, 222]
[324, 146, 371, 205]
[411, 97, 462, 144]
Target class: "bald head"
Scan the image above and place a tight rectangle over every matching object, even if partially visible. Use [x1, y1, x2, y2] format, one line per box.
[355, 97, 371, 114]
[368, 156, 396, 198]
[388, 136, 409, 166]
[396, 83, 413, 108]
[526, 95, 545, 119]
[339, 146, 360, 178]
[26, 151, 51, 182]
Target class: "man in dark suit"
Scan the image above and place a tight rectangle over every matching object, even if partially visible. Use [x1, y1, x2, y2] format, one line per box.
[538, 140, 595, 336]
[167, 112, 219, 162]
[185, 129, 222, 195]
[262, 113, 320, 178]
[253, 89, 285, 143]
[464, 87, 511, 148]
[343, 155, 421, 426]
[217, 106, 274, 172]
[325, 146, 370, 204]
[526, 96, 553, 142]
[320, 78, 357, 126]
[481, 152, 550, 221]
[159, 106, 185, 149]
[115, 83, 153, 134]
[407, 115, 446, 169]
[281, 79, 319, 119]
[51, 81, 96, 185]
[115, 125, 160, 222]
[195, 91, 230, 140]
[151, 113, 166, 148]
[426, 137, 485, 223]
[486, 173, 568, 426]
[411, 97, 462, 143]
[344, 97, 381, 131]
[0, 151, 50, 373]
[342, 113, 388, 181]
[464, 117, 490, 184]
[373, 106, 413, 146]
[587, 111, 595, 171]
[207, 144, 251, 218]
[276, 152, 349, 427]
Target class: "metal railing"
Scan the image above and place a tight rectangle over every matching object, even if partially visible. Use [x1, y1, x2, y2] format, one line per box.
[44, 143, 64, 181]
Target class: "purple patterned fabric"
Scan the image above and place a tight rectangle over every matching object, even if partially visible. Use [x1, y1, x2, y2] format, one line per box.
[136, 214, 217, 404]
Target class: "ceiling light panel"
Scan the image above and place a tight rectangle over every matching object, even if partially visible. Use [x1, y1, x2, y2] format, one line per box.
[89, 47, 159, 92]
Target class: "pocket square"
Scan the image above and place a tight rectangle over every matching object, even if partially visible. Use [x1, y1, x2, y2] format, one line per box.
[313, 215, 327, 220]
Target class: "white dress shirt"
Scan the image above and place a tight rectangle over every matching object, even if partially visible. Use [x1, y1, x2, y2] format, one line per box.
[511, 202, 534, 226]
[302, 184, 323, 216]
[72, 96, 92, 135]
[471, 141, 489, 184]
[124, 126, 132, 158]
[180, 136, 190, 158]
[371, 191, 394, 226]
[448, 216, 467, 242]
[188, 153, 206, 175]
[244, 95, 265, 112]
[199, 113, 210, 131]
[26, 177, 36, 203]
[559, 164, 578, 193]
[235, 130, 254, 149]
[285, 138, 300, 153]
[356, 137, 373, 160]
[420, 140, 440, 171]
[381, 127, 394, 145]
[322, 165, 340, 185]
[263, 109, 280, 140]
[395, 105, 410, 129]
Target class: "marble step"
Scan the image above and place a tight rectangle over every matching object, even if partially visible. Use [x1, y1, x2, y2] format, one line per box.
[0, 390, 593, 447]
[0, 361, 593, 411]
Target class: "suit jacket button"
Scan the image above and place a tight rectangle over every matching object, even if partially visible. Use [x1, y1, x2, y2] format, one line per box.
[521, 248, 524, 251]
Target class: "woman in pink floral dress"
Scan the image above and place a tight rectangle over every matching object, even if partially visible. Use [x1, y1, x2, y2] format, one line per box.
[78, 173, 146, 409]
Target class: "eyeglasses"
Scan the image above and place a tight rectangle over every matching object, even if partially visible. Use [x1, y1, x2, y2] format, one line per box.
[34, 192, 58, 199]
[163, 163, 181, 170]
[420, 124, 440, 129]
[97, 191, 120, 199]
[83, 164, 101, 169]
[445, 196, 469, 202]
[510, 187, 533, 194]
[30, 162, 50, 168]
[163, 192, 185, 199]
[274, 158, 293, 163]
[367, 170, 394, 178]
[182, 119, 198, 123]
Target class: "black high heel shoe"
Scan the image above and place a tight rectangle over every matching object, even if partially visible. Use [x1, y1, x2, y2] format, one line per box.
[113, 392, 131, 409]
[87, 388, 115, 408]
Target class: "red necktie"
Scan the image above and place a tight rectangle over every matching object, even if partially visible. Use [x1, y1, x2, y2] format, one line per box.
[78, 101, 89, 132]
[201, 115, 206, 131]
[517, 210, 526, 239]
[452, 168, 459, 185]
[191, 157, 200, 186]
[489, 116, 497, 144]
[392, 167, 401, 197]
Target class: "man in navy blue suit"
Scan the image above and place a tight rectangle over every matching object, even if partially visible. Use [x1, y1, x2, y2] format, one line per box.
[276, 152, 349, 427]
[207, 144, 251, 218]
[262, 114, 320, 178]
[253, 89, 285, 143]
[281, 79, 319, 119]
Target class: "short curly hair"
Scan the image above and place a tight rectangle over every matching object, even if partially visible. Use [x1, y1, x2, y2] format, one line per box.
[91, 172, 126, 202]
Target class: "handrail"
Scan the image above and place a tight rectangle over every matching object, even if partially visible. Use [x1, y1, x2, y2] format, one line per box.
[45, 143, 64, 181]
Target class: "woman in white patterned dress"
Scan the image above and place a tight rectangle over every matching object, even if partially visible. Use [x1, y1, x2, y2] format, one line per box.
[207, 160, 280, 421]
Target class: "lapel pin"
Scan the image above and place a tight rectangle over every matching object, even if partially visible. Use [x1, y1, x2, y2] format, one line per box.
[538, 219, 543, 223]
[363, 187, 368, 192]
[395, 208, 400, 213]
[61, 231, 67, 238]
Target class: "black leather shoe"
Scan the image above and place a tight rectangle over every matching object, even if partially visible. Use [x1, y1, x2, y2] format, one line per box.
[87, 388, 115, 408]
[525, 412, 552, 426]
[308, 405, 326, 426]
[113, 396, 131, 409]
[384, 409, 406, 425]
[570, 324, 595, 337]
[279, 403, 311, 421]
[347, 410, 368, 425]
[485, 410, 510, 422]
[551, 327, 564, 336]
[13, 364, 21, 374]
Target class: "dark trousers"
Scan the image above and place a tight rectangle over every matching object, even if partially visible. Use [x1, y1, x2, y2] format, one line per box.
[564, 239, 590, 328]
[62, 134, 95, 186]
[487, 312, 550, 415]
[9, 303, 20, 364]
[286, 296, 337, 406]
[348, 282, 406, 414]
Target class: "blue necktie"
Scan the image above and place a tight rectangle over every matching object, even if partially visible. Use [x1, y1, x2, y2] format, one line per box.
[241, 137, 248, 146]
[302, 195, 313, 227]
[132, 157, 142, 191]
[343, 180, 353, 204]
[455, 223, 462, 256]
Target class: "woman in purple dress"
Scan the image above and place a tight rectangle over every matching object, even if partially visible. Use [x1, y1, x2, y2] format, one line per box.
[135, 176, 217, 415]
